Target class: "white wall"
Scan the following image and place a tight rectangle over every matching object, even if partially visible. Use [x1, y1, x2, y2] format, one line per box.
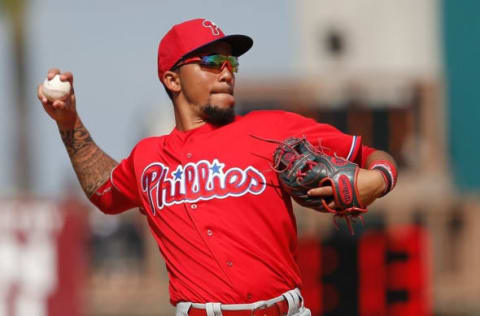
[294, 0, 441, 78]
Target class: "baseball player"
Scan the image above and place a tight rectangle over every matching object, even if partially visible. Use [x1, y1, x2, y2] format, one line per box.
[37, 18, 397, 316]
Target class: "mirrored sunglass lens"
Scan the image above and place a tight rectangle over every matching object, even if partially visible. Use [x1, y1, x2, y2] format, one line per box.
[204, 55, 238, 65]
[221, 56, 238, 67]
[202, 55, 222, 66]
[227, 57, 239, 68]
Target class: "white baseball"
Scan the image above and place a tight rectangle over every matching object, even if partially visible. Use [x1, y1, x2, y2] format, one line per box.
[42, 74, 71, 101]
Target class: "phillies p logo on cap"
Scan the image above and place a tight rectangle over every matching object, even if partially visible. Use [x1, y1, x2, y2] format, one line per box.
[202, 20, 221, 36]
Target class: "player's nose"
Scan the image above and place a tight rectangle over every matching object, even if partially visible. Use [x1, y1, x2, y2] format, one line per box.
[218, 64, 234, 83]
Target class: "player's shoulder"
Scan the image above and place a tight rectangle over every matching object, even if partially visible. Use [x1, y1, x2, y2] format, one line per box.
[239, 109, 342, 136]
[130, 135, 167, 153]
[239, 110, 318, 130]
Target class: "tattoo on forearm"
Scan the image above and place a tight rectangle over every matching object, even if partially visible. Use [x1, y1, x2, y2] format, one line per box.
[60, 122, 118, 197]
[60, 127, 93, 156]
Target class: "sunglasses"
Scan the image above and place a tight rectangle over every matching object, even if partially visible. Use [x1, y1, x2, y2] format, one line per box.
[173, 54, 239, 73]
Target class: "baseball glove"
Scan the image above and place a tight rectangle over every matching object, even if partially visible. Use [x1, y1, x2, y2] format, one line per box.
[272, 137, 368, 232]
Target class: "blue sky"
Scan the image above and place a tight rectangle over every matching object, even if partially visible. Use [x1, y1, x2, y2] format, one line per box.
[0, 0, 297, 196]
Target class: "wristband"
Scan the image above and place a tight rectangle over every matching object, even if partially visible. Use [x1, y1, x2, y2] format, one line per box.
[368, 160, 397, 196]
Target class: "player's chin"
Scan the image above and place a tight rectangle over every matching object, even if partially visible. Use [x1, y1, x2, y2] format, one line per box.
[209, 93, 235, 108]
[202, 103, 235, 126]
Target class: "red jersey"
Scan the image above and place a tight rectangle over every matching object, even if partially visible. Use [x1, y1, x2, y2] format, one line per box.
[90, 110, 363, 305]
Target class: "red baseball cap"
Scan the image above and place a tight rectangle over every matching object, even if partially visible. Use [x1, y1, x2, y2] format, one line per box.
[157, 18, 253, 81]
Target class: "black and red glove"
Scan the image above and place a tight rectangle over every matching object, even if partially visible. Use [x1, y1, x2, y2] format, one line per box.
[272, 137, 368, 232]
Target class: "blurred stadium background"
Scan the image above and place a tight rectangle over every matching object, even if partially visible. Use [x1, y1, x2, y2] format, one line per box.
[1, 0, 479, 315]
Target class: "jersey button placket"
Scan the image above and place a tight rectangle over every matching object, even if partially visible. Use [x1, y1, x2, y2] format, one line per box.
[191, 203, 197, 210]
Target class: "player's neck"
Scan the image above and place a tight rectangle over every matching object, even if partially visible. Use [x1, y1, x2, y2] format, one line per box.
[173, 103, 206, 132]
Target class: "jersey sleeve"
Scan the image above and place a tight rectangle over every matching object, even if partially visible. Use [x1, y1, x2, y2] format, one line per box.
[357, 144, 376, 168]
[278, 111, 362, 162]
[89, 145, 141, 214]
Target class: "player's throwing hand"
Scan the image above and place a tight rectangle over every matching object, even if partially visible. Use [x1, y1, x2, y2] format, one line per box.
[37, 68, 77, 130]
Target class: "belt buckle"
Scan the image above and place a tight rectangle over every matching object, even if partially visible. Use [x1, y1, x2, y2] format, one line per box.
[250, 301, 268, 316]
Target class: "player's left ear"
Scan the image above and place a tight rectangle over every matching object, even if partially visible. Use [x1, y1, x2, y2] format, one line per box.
[163, 70, 181, 95]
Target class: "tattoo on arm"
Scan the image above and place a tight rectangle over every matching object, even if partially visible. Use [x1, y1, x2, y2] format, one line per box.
[60, 121, 118, 197]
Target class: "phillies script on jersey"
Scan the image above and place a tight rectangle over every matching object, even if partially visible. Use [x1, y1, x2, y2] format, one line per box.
[90, 110, 362, 305]
[141, 159, 266, 215]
